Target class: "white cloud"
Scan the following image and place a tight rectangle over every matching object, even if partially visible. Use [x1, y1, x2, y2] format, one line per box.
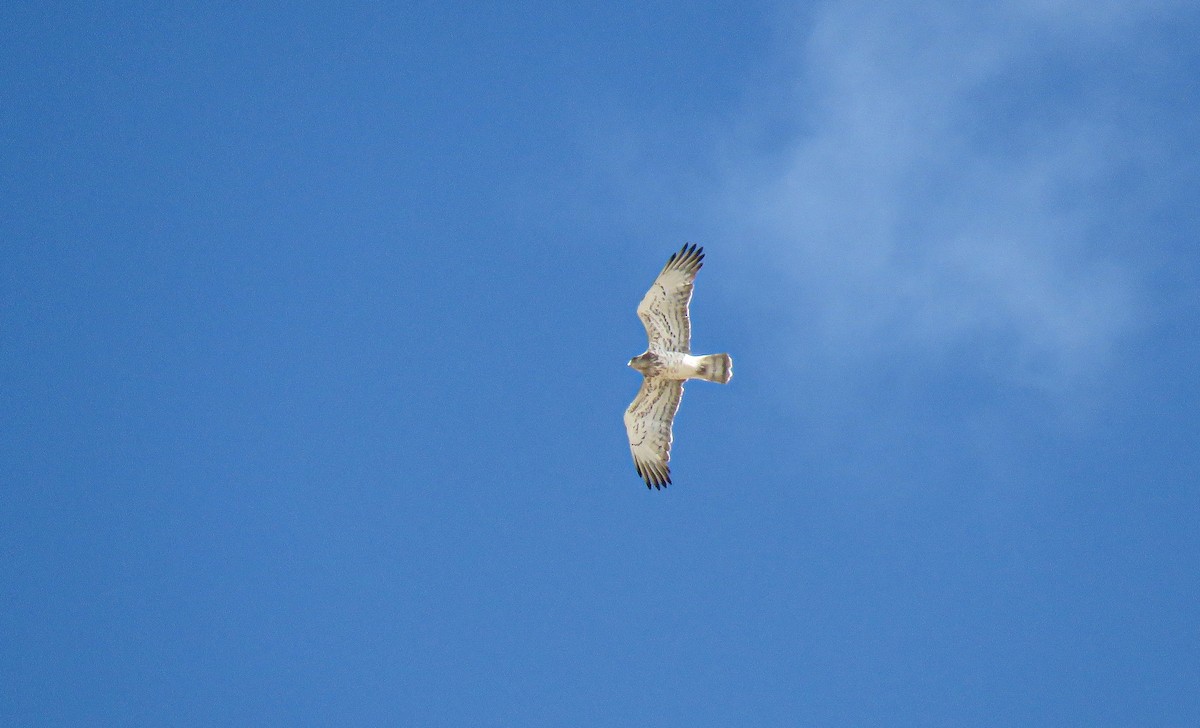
[711, 1, 1183, 389]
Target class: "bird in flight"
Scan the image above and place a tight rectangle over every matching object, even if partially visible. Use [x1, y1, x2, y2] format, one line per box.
[624, 244, 732, 489]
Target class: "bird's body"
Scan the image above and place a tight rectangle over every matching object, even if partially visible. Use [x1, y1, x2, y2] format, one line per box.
[629, 351, 731, 383]
[624, 244, 732, 489]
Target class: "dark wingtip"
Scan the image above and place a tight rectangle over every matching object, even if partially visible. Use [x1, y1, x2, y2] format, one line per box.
[634, 457, 675, 490]
[680, 243, 703, 270]
[661, 243, 707, 275]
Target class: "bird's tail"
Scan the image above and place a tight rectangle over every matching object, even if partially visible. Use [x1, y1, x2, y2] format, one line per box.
[696, 353, 733, 384]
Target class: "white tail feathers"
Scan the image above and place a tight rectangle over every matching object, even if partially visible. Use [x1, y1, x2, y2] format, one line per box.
[696, 353, 733, 384]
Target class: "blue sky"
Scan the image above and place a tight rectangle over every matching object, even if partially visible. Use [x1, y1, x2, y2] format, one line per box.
[3, 1, 1199, 725]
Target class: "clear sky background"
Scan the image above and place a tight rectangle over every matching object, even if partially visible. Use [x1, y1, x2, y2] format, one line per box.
[4, 2, 1199, 725]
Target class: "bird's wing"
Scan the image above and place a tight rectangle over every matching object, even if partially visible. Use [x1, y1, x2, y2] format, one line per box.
[623, 378, 684, 489]
[636, 243, 703, 353]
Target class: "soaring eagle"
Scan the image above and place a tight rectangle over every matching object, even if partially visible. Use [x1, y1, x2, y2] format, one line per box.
[624, 244, 732, 489]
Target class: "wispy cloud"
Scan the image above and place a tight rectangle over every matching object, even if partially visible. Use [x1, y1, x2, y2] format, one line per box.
[710, 1, 1188, 390]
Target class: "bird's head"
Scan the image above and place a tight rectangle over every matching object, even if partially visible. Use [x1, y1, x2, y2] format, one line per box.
[628, 353, 651, 374]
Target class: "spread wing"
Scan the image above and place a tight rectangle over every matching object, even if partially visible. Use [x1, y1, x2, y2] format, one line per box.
[637, 243, 704, 352]
[623, 378, 684, 489]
